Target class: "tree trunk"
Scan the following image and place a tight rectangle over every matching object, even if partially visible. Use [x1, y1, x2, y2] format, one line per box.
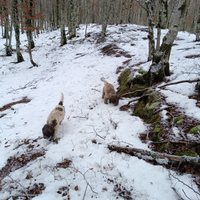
[101, 0, 109, 38]
[68, 0, 76, 39]
[56, 0, 60, 29]
[24, 0, 37, 66]
[85, 0, 90, 37]
[159, 0, 191, 76]
[60, 0, 67, 46]
[2, 0, 12, 56]
[145, 0, 155, 61]
[108, 145, 200, 176]
[195, 2, 200, 41]
[156, 0, 168, 51]
[12, 0, 24, 63]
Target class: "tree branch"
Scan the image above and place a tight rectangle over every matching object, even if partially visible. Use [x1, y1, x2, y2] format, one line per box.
[158, 79, 200, 88]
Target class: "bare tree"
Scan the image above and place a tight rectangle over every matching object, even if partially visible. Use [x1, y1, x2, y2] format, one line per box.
[20, 0, 38, 66]
[1, 0, 12, 56]
[60, 0, 66, 46]
[12, 0, 24, 62]
[101, 0, 109, 38]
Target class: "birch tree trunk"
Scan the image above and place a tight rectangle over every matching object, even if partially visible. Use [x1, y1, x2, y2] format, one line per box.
[12, 0, 24, 63]
[145, 0, 155, 61]
[148, 0, 191, 85]
[60, 0, 67, 46]
[156, 0, 168, 51]
[159, 0, 191, 75]
[2, 0, 12, 56]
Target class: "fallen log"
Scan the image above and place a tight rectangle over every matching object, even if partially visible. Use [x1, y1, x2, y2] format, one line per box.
[108, 145, 200, 169]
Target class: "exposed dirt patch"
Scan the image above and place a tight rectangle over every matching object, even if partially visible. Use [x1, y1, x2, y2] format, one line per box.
[0, 97, 31, 112]
[1, 183, 45, 200]
[101, 44, 131, 58]
[0, 137, 45, 180]
[107, 178, 133, 200]
[0, 151, 45, 180]
[57, 186, 70, 198]
[56, 158, 72, 169]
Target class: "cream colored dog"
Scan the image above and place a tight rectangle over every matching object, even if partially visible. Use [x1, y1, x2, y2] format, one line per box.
[101, 78, 119, 106]
[42, 93, 65, 140]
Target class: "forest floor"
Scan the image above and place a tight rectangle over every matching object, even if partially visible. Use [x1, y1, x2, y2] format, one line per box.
[0, 24, 200, 200]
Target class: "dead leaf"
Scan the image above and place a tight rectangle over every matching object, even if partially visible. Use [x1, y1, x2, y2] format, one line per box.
[75, 185, 78, 191]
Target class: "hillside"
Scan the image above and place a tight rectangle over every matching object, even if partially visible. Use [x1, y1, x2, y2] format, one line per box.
[0, 24, 200, 200]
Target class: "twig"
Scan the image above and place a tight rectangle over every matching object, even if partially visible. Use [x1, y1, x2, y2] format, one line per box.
[88, 125, 105, 140]
[120, 79, 200, 98]
[135, 0, 148, 11]
[171, 187, 185, 200]
[82, 183, 89, 200]
[182, 189, 192, 200]
[120, 87, 150, 97]
[69, 165, 98, 195]
[72, 116, 88, 119]
[169, 171, 200, 197]
[91, 88, 101, 93]
[152, 106, 170, 114]
[126, 94, 150, 106]
[8, 175, 34, 199]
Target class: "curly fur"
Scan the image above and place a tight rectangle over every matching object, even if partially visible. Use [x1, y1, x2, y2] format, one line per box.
[42, 93, 65, 140]
[101, 78, 119, 106]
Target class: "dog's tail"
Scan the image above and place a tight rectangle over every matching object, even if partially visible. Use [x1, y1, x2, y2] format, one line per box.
[101, 78, 108, 84]
[58, 93, 64, 106]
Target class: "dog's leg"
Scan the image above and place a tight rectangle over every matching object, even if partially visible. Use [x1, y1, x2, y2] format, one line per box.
[102, 90, 105, 99]
[104, 97, 108, 104]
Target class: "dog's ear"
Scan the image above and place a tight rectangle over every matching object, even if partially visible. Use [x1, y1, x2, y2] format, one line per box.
[52, 120, 57, 127]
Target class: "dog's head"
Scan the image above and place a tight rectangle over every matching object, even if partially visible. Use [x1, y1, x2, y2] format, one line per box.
[110, 95, 119, 106]
[42, 124, 55, 139]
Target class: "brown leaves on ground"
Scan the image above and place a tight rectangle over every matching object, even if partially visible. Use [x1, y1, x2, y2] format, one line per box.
[56, 158, 72, 169]
[0, 97, 31, 112]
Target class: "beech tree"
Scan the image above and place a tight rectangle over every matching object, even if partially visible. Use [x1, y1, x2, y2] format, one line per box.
[101, 0, 109, 38]
[12, 0, 24, 62]
[0, 0, 12, 56]
[19, 0, 40, 66]
[60, 0, 66, 46]
[68, 0, 80, 39]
